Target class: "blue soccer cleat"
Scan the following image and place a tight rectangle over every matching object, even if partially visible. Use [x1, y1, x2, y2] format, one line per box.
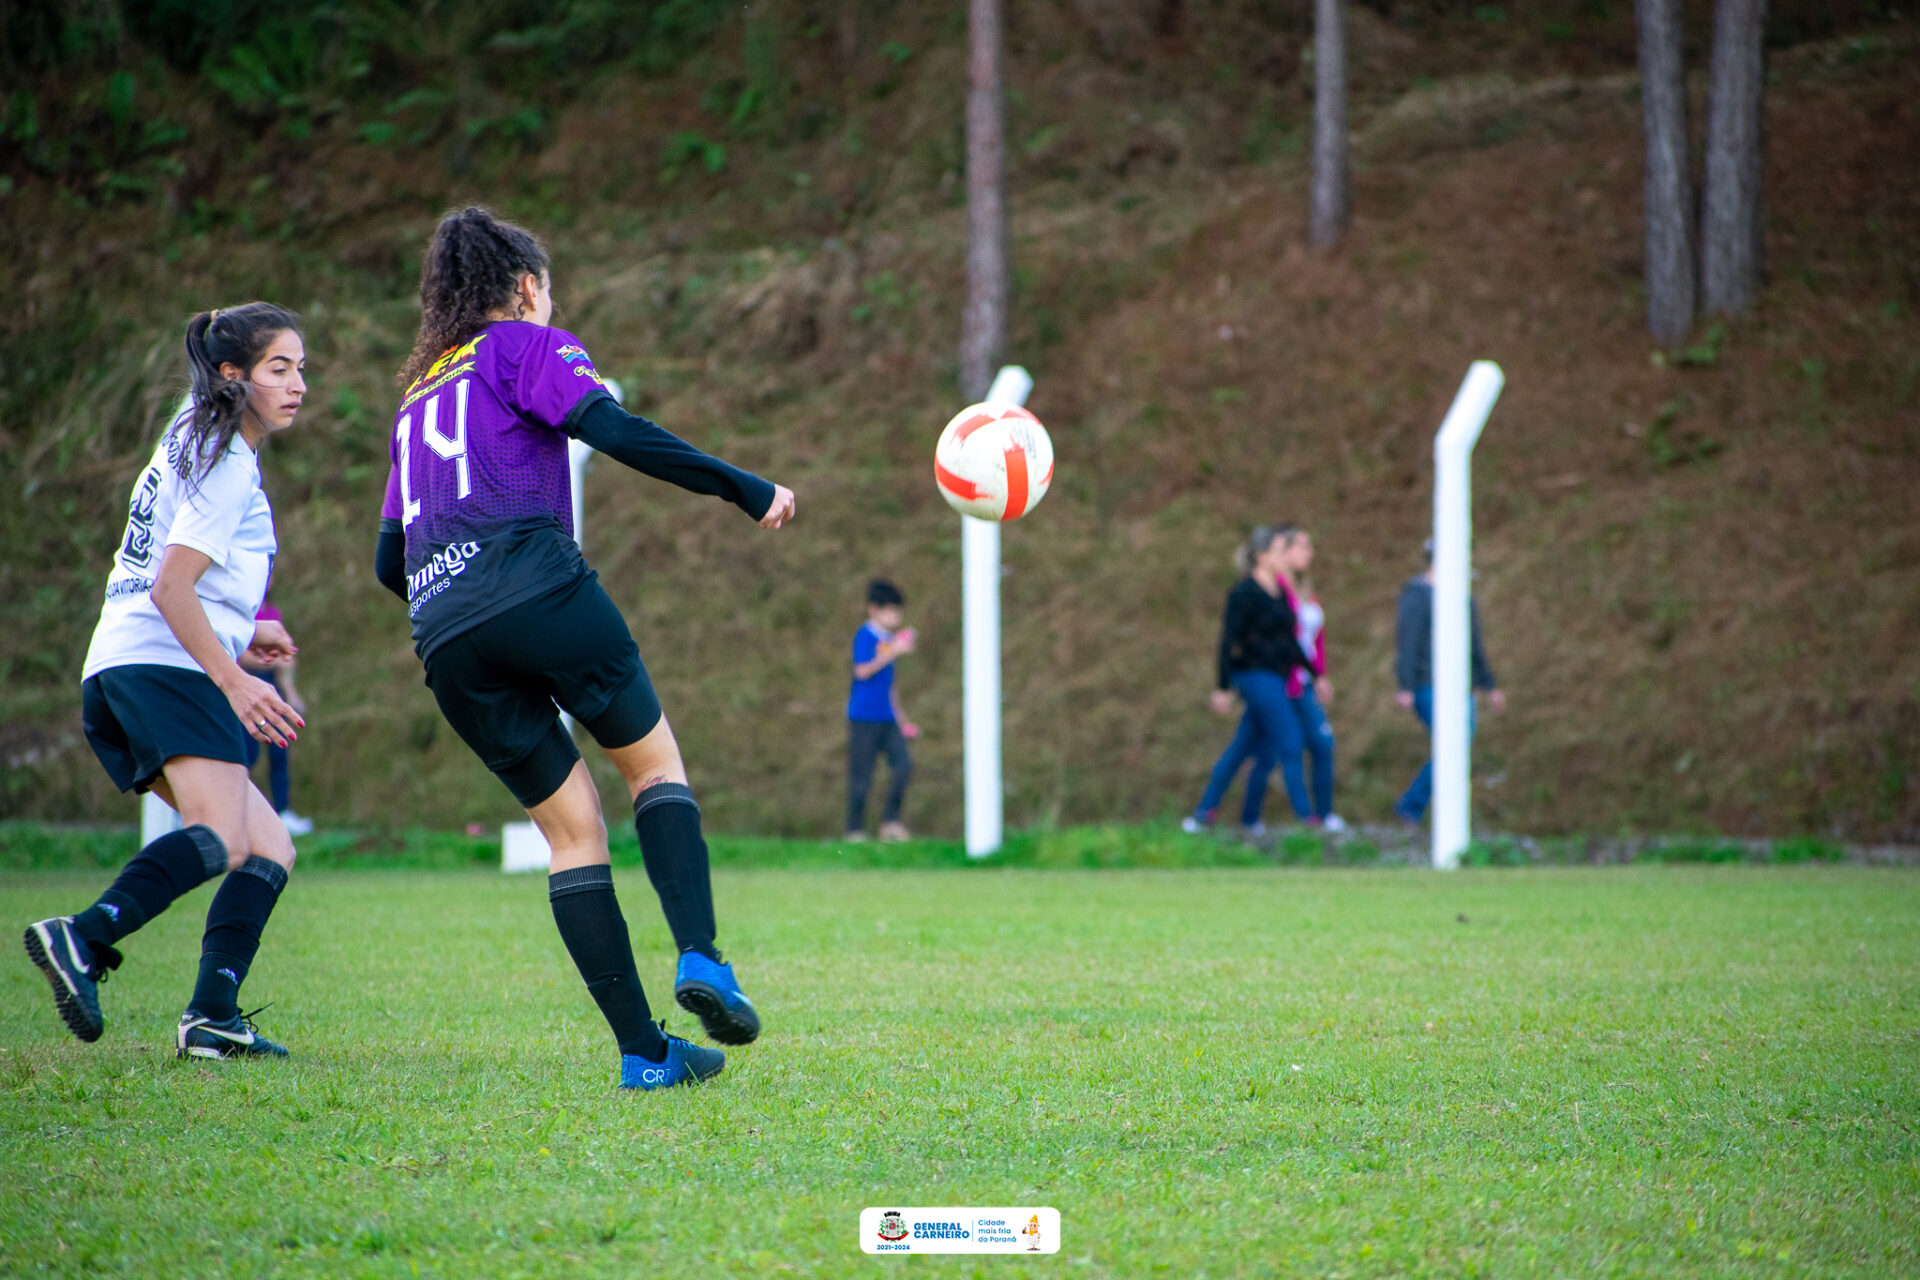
[24, 917, 118, 1044]
[673, 951, 762, 1046]
[620, 1033, 725, 1090]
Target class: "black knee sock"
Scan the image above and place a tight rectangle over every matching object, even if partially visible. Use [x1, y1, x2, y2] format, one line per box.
[633, 784, 719, 962]
[190, 856, 287, 1021]
[549, 866, 667, 1061]
[71, 825, 229, 949]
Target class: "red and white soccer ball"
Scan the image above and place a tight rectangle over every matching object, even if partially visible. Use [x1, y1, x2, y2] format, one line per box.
[933, 402, 1054, 522]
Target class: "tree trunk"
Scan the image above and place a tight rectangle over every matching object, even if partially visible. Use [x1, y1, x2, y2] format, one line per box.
[1699, 0, 1767, 316]
[960, 0, 1009, 403]
[1635, 0, 1696, 344]
[1308, 0, 1348, 250]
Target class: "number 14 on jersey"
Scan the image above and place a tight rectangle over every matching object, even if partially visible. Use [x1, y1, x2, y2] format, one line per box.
[395, 379, 471, 528]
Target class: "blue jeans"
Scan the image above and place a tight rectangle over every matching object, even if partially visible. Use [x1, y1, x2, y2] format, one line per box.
[242, 668, 292, 812]
[1292, 683, 1337, 819]
[1196, 670, 1309, 825]
[1396, 685, 1475, 821]
[244, 730, 291, 812]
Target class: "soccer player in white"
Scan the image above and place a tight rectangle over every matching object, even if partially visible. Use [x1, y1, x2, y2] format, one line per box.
[24, 302, 309, 1060]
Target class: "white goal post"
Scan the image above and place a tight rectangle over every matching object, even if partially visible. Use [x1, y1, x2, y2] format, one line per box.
[962, 365, 1033, 858]
[502, 377, 625, 871]
[1430, 361, 1504, 871]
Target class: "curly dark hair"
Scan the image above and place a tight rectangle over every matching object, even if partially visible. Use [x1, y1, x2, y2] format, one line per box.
[398, 206, 551, 389]
[180, 301, 302, 488]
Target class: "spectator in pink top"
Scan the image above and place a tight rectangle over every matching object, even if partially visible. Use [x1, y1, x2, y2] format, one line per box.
[239, 599, 312, 835]
[1273, 529, 1342, 830]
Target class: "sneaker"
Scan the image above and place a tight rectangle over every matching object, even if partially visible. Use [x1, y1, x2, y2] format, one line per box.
[23, 917, 118, 1043]
[620, 1031, 725, 1090]
[1323, 814, 1349, 833]
[1180, 815, 1211, 835]
[877, 821, 911, 843]
[278, 810, 314, 836]
[674, 950, 762, 1046]
[843, 830, 870, 843]
[177, 1007, 289, 1060]
[1242, 821, 1267, 838]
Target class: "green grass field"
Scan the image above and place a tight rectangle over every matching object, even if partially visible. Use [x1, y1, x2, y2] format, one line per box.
[4, 865, 1917, 1278]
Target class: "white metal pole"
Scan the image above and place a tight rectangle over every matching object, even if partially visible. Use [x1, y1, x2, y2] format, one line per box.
[1430, 361, 1503, 870]
[557, 379, 615, 736]
[503, 379, 619, 873]
[141, 791, 181, 847]
[964, 364, 1032, 858]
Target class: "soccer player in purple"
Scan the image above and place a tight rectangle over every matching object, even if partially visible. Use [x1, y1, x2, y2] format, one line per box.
[375, 207, 796, 1090]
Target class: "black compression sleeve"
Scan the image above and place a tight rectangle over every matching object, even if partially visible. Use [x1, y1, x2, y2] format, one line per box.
[562, 392, 776, 521]
[375, 520, 406, 600]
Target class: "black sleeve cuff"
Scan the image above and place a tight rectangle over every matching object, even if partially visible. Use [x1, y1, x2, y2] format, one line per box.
[375, 524, 407, 600]
[557, 388, 616, 439]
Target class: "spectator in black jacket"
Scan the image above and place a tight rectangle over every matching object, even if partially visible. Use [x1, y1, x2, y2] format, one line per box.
[1393, 542, 1505, 824]
[1183, 524, 1315, 833]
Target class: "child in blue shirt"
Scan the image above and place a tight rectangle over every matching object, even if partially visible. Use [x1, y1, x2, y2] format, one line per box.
[846, 579, 919, 842]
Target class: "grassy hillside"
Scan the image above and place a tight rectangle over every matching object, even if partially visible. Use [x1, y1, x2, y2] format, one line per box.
[3, 2, 1916, 840]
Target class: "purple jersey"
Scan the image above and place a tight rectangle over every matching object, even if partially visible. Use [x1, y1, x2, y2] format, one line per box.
[381, 321, 610, 654]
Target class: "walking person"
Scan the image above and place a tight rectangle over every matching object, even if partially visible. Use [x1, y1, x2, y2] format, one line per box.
[1392, 541, 1505, 825]
[1183, 525, 1315, 834]
[240, 597, 313, 835]
[1272, 527, 1345, 831]
[376, 207, 795, 1090]
[25, 303, 309, 1060]
[844, 579, 920, 843]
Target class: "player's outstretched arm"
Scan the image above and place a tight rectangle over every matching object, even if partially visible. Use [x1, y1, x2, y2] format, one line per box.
[563, 393, 783, 522]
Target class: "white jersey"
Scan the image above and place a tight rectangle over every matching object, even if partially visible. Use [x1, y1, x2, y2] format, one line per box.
[81, 412, 277, 680]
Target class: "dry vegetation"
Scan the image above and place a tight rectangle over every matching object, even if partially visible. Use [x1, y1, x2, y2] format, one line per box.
[2, 3, 1915, 840]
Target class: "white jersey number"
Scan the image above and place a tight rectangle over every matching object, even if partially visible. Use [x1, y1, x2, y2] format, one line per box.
[395, 379, 471, 528]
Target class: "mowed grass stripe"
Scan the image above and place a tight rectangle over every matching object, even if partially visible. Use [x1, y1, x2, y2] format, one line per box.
[2, 868, 1916, 1278]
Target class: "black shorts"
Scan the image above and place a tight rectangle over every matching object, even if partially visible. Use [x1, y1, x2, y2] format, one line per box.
[82, 664, 250, 794]
[422, 572, 662, 809]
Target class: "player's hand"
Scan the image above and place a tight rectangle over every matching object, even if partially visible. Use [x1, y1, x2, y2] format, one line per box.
[224, 671, 304, 748]
[892, 628, 917, 655]
[1489, 689, 1508, 714]
[759, 485, 796, 529]
[1395, 690, 1415, 711]
[900, 721, 921, 740]
[1315, 676, 1333, 705]
[246, 619, 298, 666]
[1209, 690, 1235, 717]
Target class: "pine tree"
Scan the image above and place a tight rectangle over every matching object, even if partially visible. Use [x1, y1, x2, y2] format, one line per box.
[1636, 0, 1697, 344]
[960, 0, 1009, 402]
[1309, 0, 1349, 250]
[1699, 0, 1768, 316]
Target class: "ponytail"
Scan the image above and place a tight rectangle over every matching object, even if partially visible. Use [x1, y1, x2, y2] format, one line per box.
[399, 205, 552, 389]
[179, 302, 302, 488]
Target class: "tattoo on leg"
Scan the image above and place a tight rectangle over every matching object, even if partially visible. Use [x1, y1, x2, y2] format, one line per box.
[636, 775, 670, 793]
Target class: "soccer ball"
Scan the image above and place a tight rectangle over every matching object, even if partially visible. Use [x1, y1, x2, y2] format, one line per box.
[933, 402, 1054, 521]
